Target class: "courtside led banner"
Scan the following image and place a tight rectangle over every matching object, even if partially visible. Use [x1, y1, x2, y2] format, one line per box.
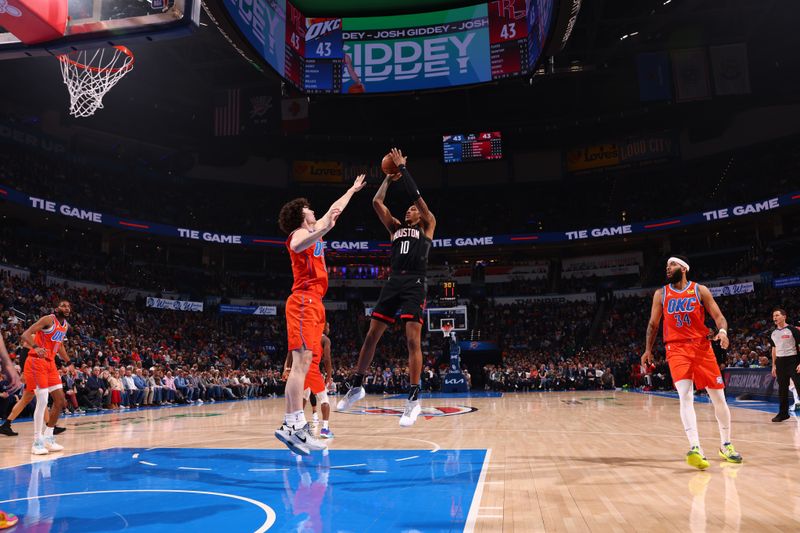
[1, 181, 798, 251]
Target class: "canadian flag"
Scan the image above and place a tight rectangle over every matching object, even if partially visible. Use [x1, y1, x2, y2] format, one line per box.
[281, 97, 309, 133]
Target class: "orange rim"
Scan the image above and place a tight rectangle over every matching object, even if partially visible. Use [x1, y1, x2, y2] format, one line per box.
[57, 45, 135, 73]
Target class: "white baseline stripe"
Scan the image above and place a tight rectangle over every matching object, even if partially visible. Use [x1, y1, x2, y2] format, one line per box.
[464, 448, 492, 533]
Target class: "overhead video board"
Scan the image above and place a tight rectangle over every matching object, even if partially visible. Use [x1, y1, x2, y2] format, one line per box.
[223, 0, 555, 93]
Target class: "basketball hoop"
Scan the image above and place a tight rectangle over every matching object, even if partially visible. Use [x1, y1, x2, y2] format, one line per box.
[441, 324, 454, 339]
[57, 46, 135, 118]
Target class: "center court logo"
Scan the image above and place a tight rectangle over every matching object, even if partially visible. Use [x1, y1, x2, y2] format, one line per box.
[339, 405, 477, 418]
[0, 1, 22, 17]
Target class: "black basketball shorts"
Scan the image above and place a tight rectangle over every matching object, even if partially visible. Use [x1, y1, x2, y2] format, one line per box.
[371, 275, 427, 325]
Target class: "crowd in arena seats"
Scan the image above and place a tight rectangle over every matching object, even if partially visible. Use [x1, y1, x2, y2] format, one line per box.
[2, 251, 800, 422]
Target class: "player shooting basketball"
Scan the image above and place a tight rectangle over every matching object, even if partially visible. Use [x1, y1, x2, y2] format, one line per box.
[338, 148, 435, 427]
[641, 256, 742, 469]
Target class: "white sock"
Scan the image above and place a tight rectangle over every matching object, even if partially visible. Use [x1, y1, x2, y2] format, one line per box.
[285, 410, 306, 428]
[33, 389, 49, 441]
[323, 420, 329, 429]
[791, 384, 800, 404]
[675, 380, 702, 450]
[707, 387, 732, 447]
[44, 426, 54, 438]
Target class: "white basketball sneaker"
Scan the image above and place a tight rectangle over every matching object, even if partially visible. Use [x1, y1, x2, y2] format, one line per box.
[31, 438, 49, 455]
[399, 400, 421, 427]
[336, 385, 365, 411]
[44, 436, 64, 452]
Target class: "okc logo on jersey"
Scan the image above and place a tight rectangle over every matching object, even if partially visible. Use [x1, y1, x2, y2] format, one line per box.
[666, 297, 697, 314]
[51, 330, 66, 342]
[313, 241, 325, 257]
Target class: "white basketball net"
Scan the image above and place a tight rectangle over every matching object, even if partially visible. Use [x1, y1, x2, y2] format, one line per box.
[58, 46, 135, 118]
[442, 324, 454, 338]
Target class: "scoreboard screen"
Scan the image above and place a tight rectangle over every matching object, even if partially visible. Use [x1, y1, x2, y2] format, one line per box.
[443, 132, 503, 163]
[223, 0, 555, 94]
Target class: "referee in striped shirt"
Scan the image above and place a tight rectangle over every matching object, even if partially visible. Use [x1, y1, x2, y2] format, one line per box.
[769, 308, 800, 422]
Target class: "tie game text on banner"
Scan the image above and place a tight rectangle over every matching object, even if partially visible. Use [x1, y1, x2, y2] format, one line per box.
[2, 181, 798, 251]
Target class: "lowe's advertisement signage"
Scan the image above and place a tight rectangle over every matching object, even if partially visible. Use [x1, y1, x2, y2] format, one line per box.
[2, 181, 798, 252]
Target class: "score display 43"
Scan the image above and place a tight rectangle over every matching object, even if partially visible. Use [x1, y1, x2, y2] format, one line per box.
[223, 0, 553, 94]
[443, 132, 503, 163]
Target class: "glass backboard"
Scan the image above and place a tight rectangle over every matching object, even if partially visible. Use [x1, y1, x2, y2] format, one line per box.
[0, 0, 199, 59]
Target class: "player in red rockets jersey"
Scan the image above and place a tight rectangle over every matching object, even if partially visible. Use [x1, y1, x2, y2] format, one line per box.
[274, 174, 366, 455]
[20, 299, 72, 456]
[642, 256, 742, 469]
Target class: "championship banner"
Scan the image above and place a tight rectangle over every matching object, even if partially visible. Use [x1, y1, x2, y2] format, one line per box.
[292, 160, 343, 183]
[146, 297, 203, 312]
[566, 132, 679, 174]
[219, 305, 277, 315]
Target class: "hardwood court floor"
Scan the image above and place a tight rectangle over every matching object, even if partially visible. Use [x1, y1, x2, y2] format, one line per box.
[2, 391, 800, 532]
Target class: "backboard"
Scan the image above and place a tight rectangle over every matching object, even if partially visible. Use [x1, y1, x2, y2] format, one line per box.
[426, 306, 468, 334]
[0, 0, 200, 59]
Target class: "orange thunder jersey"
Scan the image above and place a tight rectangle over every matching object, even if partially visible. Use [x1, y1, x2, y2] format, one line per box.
[287, 232, 328, 298]
[661, 281, 707, 343]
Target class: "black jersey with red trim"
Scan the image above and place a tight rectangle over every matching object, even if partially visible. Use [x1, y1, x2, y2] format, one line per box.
[390, 222, 431, 275]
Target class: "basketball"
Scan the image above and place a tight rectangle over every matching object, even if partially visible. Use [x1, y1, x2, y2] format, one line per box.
[381, 153, 399, 176]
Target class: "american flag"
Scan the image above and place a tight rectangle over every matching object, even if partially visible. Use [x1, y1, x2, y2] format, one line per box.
[214, 89, 241, 137]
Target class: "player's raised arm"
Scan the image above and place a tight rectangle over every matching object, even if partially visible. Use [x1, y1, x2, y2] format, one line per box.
[390, 148, 436, 237]
[316, 173, 367, 229]
[697, 284, 729, 349]
[21, 315, 55, 358]
[642, 290, 663, 364]
[289, 175, 366, 253]
[373, 175, 402, 234]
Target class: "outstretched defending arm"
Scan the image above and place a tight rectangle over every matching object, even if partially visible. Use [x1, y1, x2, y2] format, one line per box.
[389, 148, 436, 238]
[642, 290, 663, 364]
[290, 174, 367, 252]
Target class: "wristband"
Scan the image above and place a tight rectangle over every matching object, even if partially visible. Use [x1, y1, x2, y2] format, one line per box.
[718, 329, 727, 336]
